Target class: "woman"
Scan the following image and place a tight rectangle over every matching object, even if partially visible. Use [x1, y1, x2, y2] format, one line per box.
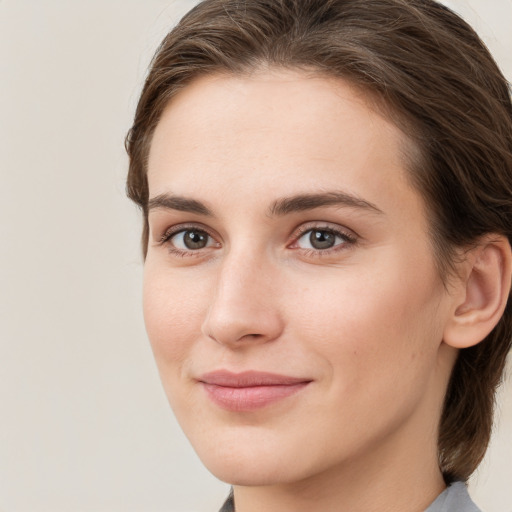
[126, 0, 512, 510]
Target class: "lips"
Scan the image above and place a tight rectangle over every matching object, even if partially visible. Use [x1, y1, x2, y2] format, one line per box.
[198, 370, 311, 412]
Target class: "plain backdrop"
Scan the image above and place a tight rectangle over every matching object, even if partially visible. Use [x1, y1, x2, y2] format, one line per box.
[0, 1, 511, 511]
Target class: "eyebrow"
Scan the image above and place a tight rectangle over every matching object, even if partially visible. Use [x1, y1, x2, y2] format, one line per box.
[269, 191, 383, 216]
[147, 193, 213, 216]
[147, 190, 383, 217]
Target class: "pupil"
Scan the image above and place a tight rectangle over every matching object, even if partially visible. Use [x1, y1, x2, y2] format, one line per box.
[310, 230, 335, 249]
[184, 230, 207, 249]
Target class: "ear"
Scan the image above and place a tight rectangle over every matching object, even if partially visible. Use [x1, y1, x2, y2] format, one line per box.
[443, 235, 512, 349]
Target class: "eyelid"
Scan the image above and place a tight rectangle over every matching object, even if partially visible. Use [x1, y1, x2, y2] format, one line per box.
[288, 222, 358, 252]
[155, 220, 357, 258]
[158, 222, 219, 245]
[156, 224, 222, 260]
[292, 221, 357, 240]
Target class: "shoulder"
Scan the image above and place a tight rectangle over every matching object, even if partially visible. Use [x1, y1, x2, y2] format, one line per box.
[426, 481, 482, 512]
[218, 489, 234, 512]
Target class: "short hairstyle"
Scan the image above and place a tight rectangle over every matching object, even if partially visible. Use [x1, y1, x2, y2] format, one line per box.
[126, 0, 512, 482]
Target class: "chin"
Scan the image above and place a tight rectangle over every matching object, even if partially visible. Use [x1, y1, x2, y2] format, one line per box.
[204, 458, 299, 487]
[190, 430, 322, 487]
[213, 468, 281, 487]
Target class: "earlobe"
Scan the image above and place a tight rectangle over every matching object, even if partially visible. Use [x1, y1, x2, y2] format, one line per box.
[443, 236, 512, 349]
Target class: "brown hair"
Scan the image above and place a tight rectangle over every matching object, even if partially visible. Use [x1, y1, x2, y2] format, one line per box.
[126, 0, 512, 482]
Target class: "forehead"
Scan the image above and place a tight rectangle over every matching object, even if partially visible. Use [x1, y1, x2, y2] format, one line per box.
[147, 69, 424, 223]
[150, 71, 408, 171]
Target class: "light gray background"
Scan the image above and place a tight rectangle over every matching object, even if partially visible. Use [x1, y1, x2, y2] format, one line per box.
[0, 1, 510, 511]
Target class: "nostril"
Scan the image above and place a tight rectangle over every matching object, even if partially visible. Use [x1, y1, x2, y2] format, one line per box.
[242, 333, 264, 341]
[205, 329, 272, 346]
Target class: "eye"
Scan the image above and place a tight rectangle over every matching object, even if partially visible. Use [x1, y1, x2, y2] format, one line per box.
[294, 228, 355, 251]
[164, 228, 216, 251]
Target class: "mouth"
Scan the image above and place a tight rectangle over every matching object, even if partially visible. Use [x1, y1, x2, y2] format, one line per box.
[198, 370, 312, 412]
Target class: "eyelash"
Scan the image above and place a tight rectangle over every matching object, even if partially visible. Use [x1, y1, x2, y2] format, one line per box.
[289, 224, 358, 257]
[158, 223, 357, 258]
[159, 223, 219, 258]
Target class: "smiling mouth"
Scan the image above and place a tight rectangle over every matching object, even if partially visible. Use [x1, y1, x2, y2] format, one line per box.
[198, 370, 312, 412]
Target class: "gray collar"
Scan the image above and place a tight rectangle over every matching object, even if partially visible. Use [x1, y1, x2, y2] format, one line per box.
[219, 481, 481, 511]
[426, 482, 481, 512]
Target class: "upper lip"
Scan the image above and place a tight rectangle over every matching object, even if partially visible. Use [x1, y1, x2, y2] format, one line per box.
[198, 370, 311, 387]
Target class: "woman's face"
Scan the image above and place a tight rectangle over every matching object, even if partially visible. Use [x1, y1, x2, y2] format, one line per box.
[144, 70, 457, 486]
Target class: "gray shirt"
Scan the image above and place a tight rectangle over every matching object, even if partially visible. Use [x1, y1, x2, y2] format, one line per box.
[219, 481, 481, 511]
[426, 482, 481, 512]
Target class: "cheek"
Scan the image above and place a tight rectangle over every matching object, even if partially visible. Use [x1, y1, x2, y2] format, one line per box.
[142, 265, 207, 366]
[292, 253, 445, 390]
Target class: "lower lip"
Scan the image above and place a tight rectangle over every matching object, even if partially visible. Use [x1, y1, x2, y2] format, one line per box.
[202, 382, 310, 412]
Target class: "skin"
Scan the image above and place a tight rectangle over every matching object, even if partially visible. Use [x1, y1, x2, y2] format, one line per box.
[144, 70, 463, 512]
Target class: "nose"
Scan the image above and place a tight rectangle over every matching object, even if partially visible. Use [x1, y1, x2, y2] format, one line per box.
[201, 251, 284, 347]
